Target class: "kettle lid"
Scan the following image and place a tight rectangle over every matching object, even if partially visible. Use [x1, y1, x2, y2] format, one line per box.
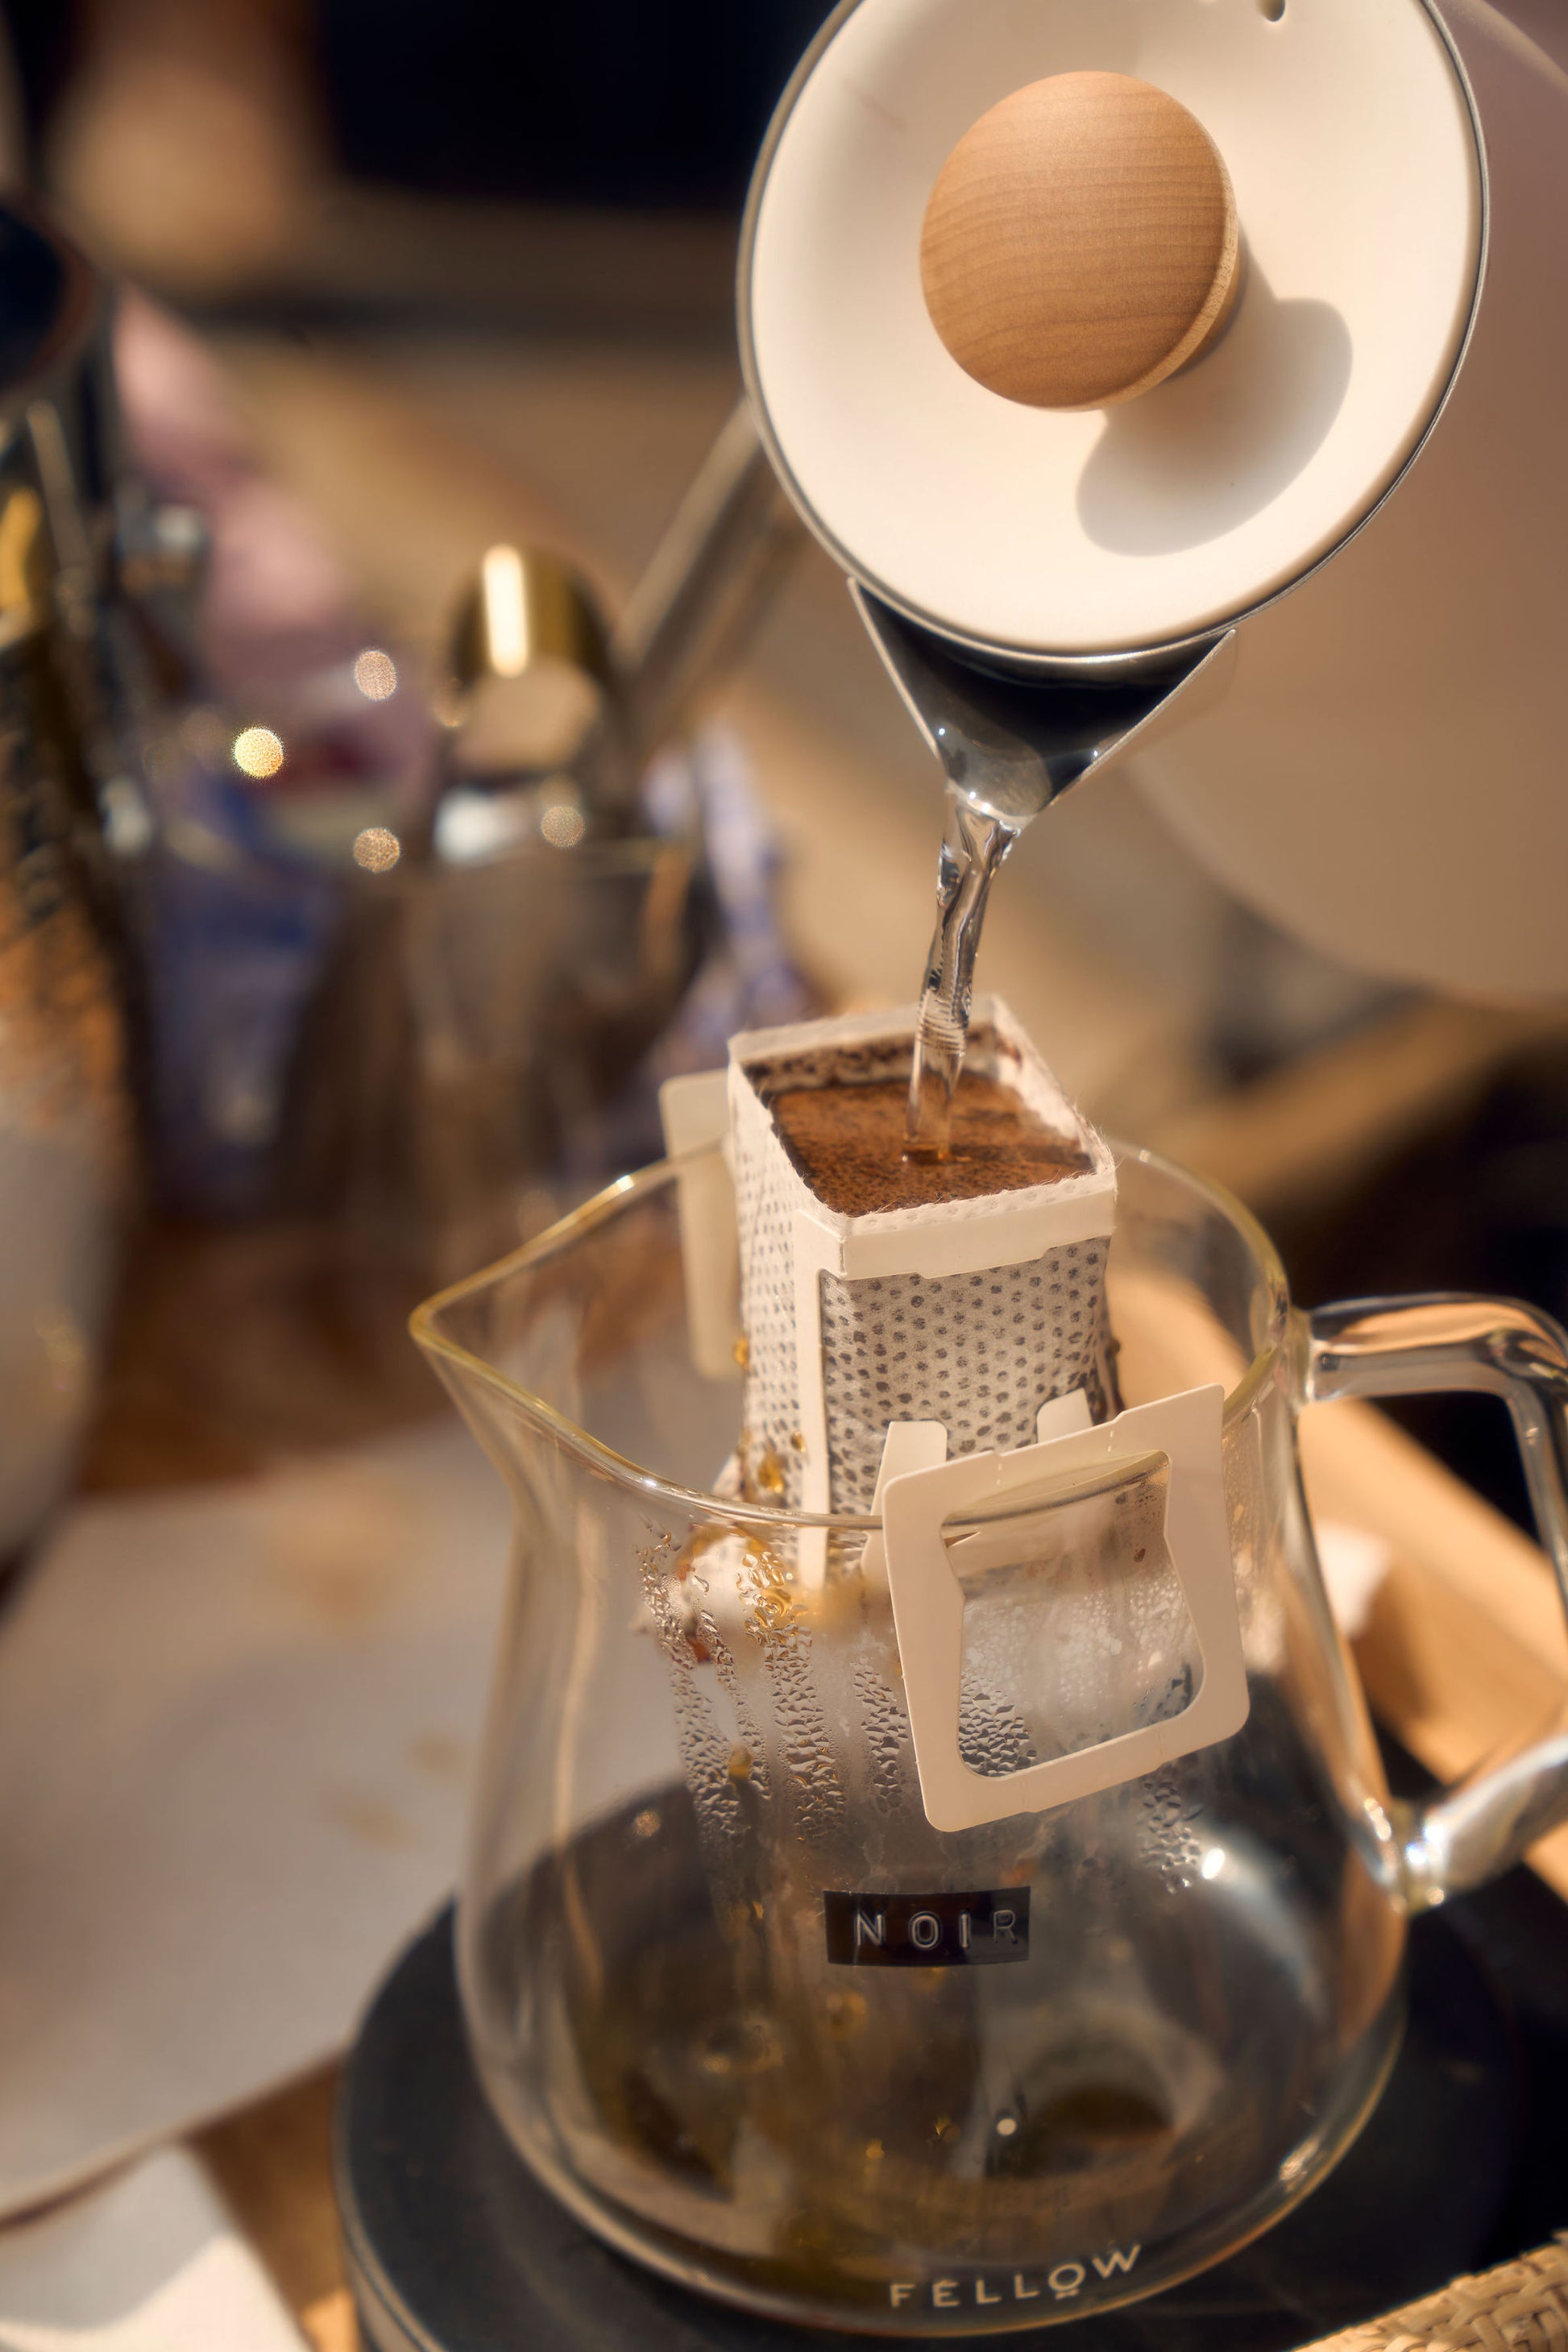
[740, 0, 1483, 660]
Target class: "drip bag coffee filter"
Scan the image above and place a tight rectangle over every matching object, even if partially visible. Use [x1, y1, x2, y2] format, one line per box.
[678, 1001, 1245, 1831]
[726, 1000, 1118, 1520]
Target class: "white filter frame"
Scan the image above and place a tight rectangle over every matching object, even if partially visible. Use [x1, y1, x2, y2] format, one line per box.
[658, 1068, 740, 1380]
[881, 1384, 1248, 1831]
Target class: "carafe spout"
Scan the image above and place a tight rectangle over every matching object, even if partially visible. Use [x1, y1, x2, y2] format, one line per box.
[852, 584, 1234, 828]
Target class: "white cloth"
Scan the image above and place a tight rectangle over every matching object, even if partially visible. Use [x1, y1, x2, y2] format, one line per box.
[0, 1420, 510, 2218]
[0, 2147, 304, 2350]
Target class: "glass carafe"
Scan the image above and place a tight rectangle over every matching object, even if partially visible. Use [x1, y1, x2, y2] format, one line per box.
[413, 1144, 1568, 2335]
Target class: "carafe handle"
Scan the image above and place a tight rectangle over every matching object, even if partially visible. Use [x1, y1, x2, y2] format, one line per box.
[1305, 1296, 1568, 1909]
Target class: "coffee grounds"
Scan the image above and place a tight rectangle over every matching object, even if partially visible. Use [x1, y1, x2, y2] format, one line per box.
[765, 1073, 1090, 1216]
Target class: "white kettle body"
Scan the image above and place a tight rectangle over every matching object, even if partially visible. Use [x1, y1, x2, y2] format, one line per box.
[1132, 0, 1568, 998]
[740, 0, 1568, 997]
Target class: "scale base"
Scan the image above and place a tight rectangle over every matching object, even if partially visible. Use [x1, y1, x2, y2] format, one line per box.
[337, 1886, 1562, 2352]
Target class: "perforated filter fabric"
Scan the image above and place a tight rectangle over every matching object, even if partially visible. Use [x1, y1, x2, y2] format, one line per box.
[817, 1248, 1113, 1512]
[728, 1002, 1117, 1517]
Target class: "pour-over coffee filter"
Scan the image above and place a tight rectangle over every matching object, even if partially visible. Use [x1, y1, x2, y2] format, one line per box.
[727, 1000, 1117, 1520]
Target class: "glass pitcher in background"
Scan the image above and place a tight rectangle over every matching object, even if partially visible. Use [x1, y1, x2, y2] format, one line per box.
[413, 1144, 1568, 2336]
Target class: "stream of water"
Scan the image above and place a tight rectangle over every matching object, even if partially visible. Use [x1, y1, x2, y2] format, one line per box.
[904, 786, 1024, 1158]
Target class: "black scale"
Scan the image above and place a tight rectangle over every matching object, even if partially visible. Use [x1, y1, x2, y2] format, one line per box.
[338, 1747, 1568, 2351]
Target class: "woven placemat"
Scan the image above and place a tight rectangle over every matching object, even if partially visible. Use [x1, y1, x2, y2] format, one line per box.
[1300, 2238, 1568, 2350]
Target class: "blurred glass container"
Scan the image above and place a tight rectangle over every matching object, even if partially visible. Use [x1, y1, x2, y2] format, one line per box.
[279, 811, 710, 1284]
[268, 541, 718, 1283]
[134, 718, 344, 1215]
[128, 462, 799, 1282]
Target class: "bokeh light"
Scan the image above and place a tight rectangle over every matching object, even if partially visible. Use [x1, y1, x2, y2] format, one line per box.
[354, 648, 398, 701]
[482, 545, 528, 676]
[353, 826, 402, 873]
[541, 803, 586, 849]
[232, 726, 284, 779]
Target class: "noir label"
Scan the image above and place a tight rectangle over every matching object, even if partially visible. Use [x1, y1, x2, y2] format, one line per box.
[823, 1888, 1030, 1967]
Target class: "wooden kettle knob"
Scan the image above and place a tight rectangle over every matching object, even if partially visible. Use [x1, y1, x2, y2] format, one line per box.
[921, 72, 1241, 410]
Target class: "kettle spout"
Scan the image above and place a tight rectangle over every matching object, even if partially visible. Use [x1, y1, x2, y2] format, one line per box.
[852, 584, 1235, 828]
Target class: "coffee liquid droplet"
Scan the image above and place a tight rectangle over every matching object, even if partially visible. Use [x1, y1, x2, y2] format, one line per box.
[906, 789, 1020, 1159]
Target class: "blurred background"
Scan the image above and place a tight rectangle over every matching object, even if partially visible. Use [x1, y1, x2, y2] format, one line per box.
[0, 11, 1565, 2337]
[0, 0, 1563, 1543]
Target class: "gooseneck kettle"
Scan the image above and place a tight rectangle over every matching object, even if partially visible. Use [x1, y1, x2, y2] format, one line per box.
[739, 0, 1568, 998]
